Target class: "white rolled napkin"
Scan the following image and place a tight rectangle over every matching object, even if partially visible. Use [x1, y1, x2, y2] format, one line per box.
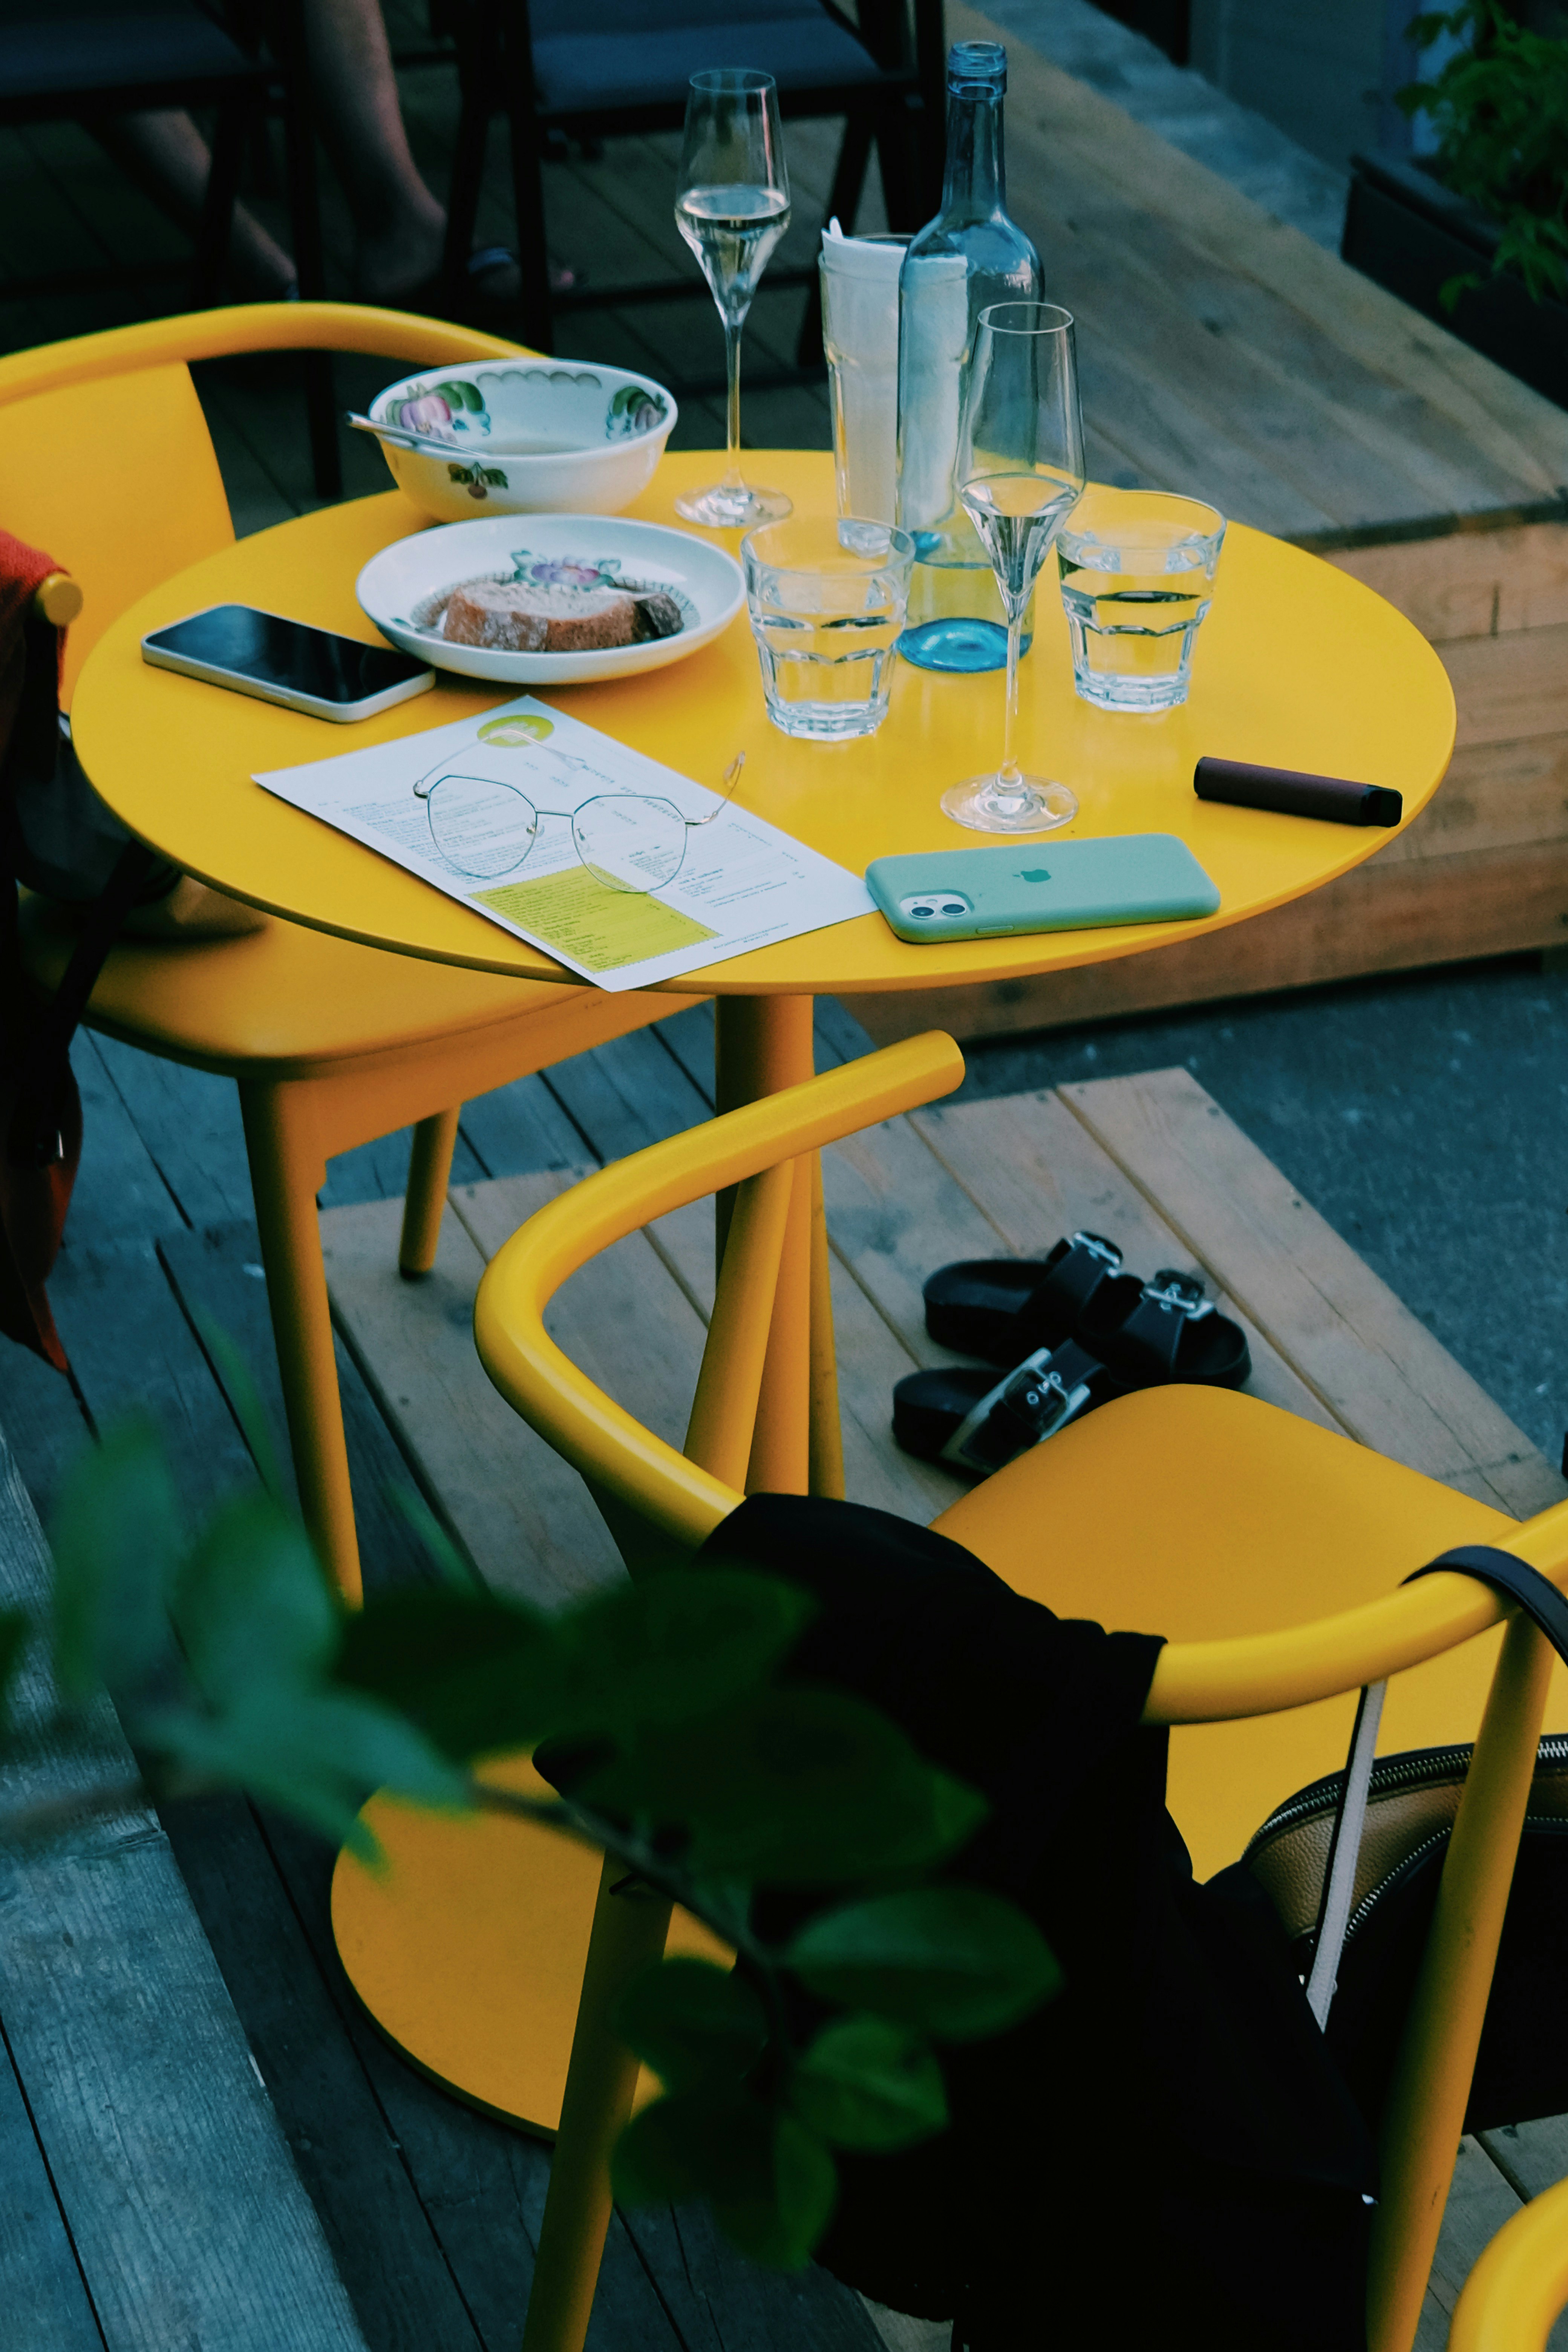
[820, 219, 908, 525]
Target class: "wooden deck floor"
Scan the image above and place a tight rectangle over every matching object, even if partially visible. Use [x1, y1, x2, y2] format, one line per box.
[4, 990, 1568, 2344]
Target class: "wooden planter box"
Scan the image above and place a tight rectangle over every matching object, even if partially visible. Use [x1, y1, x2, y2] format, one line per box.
[1342, 153, 1568, 415]
[850, 9, 1568, 1049]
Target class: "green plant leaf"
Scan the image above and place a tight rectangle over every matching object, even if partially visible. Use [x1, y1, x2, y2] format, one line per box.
[0, 1606, 30, 1738]
[552, 1570, 816, 1735]
[50, 1419, 183, 1703]
[337, 1589, 562, 1759]
[790, 2014, 948, 2150]
[173, 1490, 338, 1706]
[584, 1686, 986, 1882]
[144, 1684, 467, 1851]
[614, 1958, 766, 2093]
[612, 2091, 837, 2268]
[786, 1887, 1061, 2040]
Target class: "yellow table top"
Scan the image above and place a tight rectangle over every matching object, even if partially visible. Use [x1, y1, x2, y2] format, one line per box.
[71, 449, 1455, 999]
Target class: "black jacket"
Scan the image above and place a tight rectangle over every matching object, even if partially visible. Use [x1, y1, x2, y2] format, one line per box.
[698, 1494, 1377, 2352]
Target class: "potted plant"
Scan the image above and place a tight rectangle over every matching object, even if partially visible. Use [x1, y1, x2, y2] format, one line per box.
[1341, 0, 1568, 410]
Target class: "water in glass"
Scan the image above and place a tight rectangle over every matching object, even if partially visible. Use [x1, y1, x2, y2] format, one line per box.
[674, 71, 792, 530]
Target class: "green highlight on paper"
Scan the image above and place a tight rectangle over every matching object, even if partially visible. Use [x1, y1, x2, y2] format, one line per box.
[473, 864, 718, 972]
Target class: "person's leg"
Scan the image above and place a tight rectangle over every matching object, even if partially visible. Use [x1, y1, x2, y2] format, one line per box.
[300, 0, 448, 301]
[95, 110, 297, 297]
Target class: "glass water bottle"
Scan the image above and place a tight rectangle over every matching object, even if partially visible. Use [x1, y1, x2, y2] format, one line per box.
[896, 41, 1043, 673]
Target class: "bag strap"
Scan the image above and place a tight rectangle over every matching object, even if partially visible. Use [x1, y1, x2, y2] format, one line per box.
[1305, 1544, 1568, 2030]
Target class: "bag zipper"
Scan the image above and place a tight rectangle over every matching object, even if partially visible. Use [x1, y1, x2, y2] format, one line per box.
[1245, 1732, 1568, 1857]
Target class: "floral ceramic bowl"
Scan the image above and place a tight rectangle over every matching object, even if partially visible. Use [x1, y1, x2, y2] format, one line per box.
[366, 359, 677, 521]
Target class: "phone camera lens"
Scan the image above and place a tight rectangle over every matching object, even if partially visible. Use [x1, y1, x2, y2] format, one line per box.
[910, 903, 934, 919]
[942, 901, 965, 915]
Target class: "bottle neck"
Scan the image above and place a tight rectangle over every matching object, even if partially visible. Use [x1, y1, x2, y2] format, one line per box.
[941, 86, 1005, 217]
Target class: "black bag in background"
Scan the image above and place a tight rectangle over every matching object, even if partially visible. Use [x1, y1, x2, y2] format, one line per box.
[697, 1496, 1378, 2352]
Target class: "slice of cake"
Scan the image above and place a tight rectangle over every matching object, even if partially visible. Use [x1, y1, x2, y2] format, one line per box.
[442, 579, 639, 652]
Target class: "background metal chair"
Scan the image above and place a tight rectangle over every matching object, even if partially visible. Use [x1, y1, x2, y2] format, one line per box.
[469, 1031, 1568, 2352]
[0, 299, 686, 1605]
[429, 0, 947, 369]
[0, 0, 338, 489]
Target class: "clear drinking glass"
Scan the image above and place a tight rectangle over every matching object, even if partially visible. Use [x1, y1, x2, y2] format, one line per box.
[675, 68, 792, 530]
[941, 301, 1085, 835]
[743, 515, 914, 738]
[1057, 487, 1226, 710]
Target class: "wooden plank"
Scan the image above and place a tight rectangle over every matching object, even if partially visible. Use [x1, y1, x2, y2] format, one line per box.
[156, 1218, 444, 1598]
[251, 1800, 697, 2352]
[1058, 1066, 1565, 1515]
[949, 5, 1568, 532]
[1415, 2137, 1530, 2351]
[322, 1188, 626, 1606]
[1375, 734, 1568, 867]
[156, 1793, 486, 2352]
[455, 1174, 710, 1458]
[844, 835, 1568, 1045]
[0, 1432, 370, 2352]
[622, 2202, 885, 2352]
[0, 2033, 103, 2352]
[1444, 625, 1568, 749]
[458, 1068, 596, 1181]
[859, 2304, 948, 2352]
[541, 1025, 714, 1165]
[906, 1092, 1338, 1431]
[1326, 520, 1568, 643]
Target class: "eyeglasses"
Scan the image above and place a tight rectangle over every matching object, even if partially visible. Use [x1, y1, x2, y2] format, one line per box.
[413, 750, 746, 894]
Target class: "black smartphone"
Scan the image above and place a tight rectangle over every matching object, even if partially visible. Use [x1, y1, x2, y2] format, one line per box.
[141, 604, 434, 723]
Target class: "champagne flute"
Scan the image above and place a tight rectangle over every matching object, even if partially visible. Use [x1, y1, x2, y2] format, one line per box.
[674, 68, 792, 530]
[941, 302, 1086, 834]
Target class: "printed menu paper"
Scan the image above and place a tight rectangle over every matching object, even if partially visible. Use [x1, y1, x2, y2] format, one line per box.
[254, 695, 874, 992]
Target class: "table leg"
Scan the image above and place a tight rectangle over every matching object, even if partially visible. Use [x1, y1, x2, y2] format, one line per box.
[714, 995, 844, 1499]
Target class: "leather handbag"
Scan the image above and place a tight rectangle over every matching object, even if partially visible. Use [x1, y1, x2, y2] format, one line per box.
[1244, 1544, 1568, 2135]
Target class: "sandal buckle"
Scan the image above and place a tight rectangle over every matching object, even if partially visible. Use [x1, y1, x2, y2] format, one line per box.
[942, 1347, 1094, 1473]
[1069, 1230, 1122, 1271]
[1143, 1270, 1214, 1322]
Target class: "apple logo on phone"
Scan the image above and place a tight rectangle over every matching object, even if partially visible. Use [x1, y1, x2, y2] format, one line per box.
[1016, 868, 1052, 883]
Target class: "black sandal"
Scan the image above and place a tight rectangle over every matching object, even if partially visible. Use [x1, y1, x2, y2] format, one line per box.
[893, 1338, 1114, 1477]
[1077, 1268, 1250, 1392]
[894, 1270, 1250, 1478]
[922, 1230, 1124, 1365]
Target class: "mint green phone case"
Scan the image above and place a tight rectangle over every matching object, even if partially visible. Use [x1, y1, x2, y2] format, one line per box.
[865, 835, 1221, 943]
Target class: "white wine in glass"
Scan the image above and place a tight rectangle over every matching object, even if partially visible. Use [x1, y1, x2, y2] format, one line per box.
[943, 302, 1086, 835]
[675, 69, 792, 530]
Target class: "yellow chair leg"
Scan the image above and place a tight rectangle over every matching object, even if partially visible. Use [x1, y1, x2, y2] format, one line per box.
[521, 1856, 674, 2352]
[400, 1106, 461, 1277]
[1367, 1613, 1556, 2352]
[240, 1080, 363, 1608]
[808, 1152, 845, 1500]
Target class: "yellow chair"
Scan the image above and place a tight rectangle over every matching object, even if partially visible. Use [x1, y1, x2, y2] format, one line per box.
[1449, 2174, 1568, 2350]
[0, 302, 681, 1603]
[468, 1030, 1568, 2352]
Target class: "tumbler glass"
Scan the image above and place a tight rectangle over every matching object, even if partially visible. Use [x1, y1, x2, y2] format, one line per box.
[1057, 487, 1225, 711]
[743, 516, 914, 738]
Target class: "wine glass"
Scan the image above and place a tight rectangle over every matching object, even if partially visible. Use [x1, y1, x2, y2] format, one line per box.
[941, 302, 1086, 834]
[674, 68, 792, 530]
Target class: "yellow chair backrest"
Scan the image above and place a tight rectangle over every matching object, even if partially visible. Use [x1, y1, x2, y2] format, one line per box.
[0, 302, 528, 698]
[1448, 2172, 1568, 2350]
[472, 1032, 1568, 2352]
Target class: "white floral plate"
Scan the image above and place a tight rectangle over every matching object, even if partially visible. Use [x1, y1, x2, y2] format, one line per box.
[356, 516, 746, 687]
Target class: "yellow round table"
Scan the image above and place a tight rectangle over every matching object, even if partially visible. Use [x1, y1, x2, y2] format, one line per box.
[71, 449, 1456, 2133]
